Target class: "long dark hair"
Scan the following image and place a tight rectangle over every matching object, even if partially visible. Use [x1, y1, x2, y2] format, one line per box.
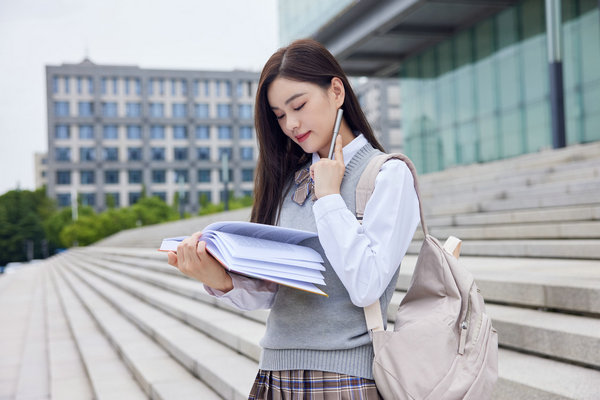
[251, 39, 384, 225]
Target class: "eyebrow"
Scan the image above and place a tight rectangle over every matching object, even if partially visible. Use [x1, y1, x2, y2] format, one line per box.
[271, 92, 306, 110]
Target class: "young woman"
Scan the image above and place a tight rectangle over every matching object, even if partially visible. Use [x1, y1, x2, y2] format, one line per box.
[168, 39, 420, 398]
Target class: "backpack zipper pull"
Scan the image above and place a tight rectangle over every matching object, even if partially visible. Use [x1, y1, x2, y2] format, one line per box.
[458, 321, 468, 355]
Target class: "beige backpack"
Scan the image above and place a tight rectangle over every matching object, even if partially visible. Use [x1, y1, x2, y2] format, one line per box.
[356, 154, 498, 399]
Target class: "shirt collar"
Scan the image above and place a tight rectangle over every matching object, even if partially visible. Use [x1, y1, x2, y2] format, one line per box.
[311, 134, 368, 167]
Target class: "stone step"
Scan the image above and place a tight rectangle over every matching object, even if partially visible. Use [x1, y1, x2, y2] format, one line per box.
[84, 245, 600, 316]
[388, 292, 600, 368]
[47, 261, 147, 399]
[81, 251, 600, 370]
[419, 220, 600, 240]
[66, 248, 600, 400]
[43, 262, 95, 400]
[408, 239, 600, 260]
[397, 254, 600, 315]
[56, 256, 224, 400]
[60, 253, 256, 400]
[0, 265, 49, 400]
[427, 204, 600, 228]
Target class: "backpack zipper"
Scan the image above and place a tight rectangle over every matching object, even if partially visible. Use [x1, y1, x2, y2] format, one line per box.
[458, 283, 474, 355]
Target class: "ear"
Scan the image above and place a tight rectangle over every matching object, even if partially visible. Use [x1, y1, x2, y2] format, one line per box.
[329, 77, 345, 108]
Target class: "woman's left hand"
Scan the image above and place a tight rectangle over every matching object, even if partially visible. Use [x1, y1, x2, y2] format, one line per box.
[310, 134, 345, 199]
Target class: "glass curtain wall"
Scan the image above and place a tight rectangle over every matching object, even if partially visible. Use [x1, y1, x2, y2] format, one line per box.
[401, 0, 600, 173]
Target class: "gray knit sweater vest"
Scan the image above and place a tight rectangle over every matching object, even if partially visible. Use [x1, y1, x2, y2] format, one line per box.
[259, 143, 399, 379]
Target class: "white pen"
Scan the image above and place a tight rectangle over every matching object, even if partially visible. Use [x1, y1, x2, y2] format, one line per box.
[327, 109, 344, 159]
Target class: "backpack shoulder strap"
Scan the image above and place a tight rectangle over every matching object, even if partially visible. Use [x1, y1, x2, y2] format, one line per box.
[355, 153, 428, 235]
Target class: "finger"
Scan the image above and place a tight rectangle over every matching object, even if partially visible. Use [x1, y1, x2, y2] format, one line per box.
[167, 251, 178, 268]
[334, 133, 344, 163]
[196, 240, 206, 257]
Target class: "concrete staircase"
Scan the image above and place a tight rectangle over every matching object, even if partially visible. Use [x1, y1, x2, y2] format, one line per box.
[1, 140, 599, 399]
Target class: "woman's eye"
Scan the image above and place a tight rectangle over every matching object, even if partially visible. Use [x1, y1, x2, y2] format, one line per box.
[294, 103, 306, 111]
[276, 114, 284, 120]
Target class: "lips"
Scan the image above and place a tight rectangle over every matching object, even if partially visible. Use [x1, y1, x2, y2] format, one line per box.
[296, 131, 311, 143]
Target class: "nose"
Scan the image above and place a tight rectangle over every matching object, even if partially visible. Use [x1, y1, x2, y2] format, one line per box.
[285, 114, 300, 133]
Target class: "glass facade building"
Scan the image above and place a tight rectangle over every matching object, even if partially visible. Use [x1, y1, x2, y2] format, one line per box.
[402, 0, 599, 173]
[279, 0, 600, 174]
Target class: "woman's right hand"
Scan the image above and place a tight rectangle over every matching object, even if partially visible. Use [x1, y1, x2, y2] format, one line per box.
[167, 231, 233, 292]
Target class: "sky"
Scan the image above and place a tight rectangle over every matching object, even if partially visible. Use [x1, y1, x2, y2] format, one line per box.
[0, 0, 279, 195]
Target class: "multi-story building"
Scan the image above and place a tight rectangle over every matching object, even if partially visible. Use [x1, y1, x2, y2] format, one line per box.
[279, 0, 600, 174]
[354, 78, 403, 154]
[46, 58, 259, 213]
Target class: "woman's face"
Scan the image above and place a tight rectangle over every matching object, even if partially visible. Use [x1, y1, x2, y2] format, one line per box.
[267, 77, 343, 158]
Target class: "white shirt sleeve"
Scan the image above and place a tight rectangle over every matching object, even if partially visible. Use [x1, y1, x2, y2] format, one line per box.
[312, 159, 420, 307]
[203, 273, 278, 311]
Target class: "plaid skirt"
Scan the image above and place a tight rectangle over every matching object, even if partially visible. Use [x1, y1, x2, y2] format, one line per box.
[248, 370, 382, 400]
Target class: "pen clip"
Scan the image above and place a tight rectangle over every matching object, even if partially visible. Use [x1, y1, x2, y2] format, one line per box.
[327, 109, 344, 159]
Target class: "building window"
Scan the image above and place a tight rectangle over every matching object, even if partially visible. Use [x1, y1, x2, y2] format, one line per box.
[103, 147, 119, 161]
[219, 168, 233, 183]
[242, 168, 254, 182]
[126, 102, 141, 117]
[198, 190, 212, 203]
[150, 147, 165, 161]
[172, 103, 187, 118]
[173, 125, 188, 139]
[64, 77, 70, 94]
[102, 102, 118, 117]
[240, 147, 254, 160]
[217, 104, 231, 118]
[81, 193, 96, 207]
[150, 125, 165, 139]
[79, 125, 94, 139]
[125, 78, 130, 95]
[127, 147, 143, 161]
[147, 78, 154, 95]
[238, 104, 252, 119]
[195, 125, 209, 139]
[239, 126, 253, 139]
[57, 193, 71, 207]
[55, 125, 70, 139]
[105, 193, 120, 207]
[218, 147, 233, 160]
[152, 169, 166, 183]
[88, 77, 94, 94]
[197, 169, 211, 183]
[54, 101, 69, 117]
[55, 147, 71, 162]
[128, 169, 142, 184]
[181, 79, 188, 96]
[112, 77, 118, 94]
[174, 147, 188, 161]
[129, 192, 141, 205]
[126, 125, 142, 139]
[149, 103, 164, 117]
[135, 78, 141, 95]
[193, 80, 200, 97]
[104, 170, 119, 184]
[80, 170, 95, 185]
[197, 147, 210, 160]
[237, 81, 244, 97]
[174, 169, 189, 183]
[159, 78, 165, 96]
[171, 78, 177, 96]
[101, 77, 107, 95]
[77, 77, 83, 94]
[56, 170, 71, 185]
[218, 126, 232, 139]
[78, 101, 94, 117]
[195, 103, 209, 118]
[53, 77, 59, 94]
[103, 125, 118, 139]
[152, 192, 166, 202]
[79, 147, 96, 162]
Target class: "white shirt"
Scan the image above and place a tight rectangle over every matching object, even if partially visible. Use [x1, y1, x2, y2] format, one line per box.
[205, 134, 420, 309]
